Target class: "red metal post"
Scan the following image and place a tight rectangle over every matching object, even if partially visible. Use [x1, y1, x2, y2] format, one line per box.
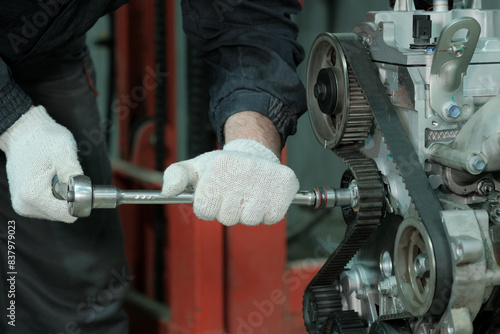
[167, 206, 225, 334]
[225, 222, 288, 333]
[114, 3, 131, 160]
[162, 0, 225, 332]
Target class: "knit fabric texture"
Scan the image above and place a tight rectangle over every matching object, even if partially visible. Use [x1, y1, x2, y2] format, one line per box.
[0, 105, 83, 222]
[162, 139, 299, 226]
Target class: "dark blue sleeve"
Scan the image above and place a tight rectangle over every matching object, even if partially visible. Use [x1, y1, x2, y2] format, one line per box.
[182, 0, 307, 146]
[0, 57, 32, 134]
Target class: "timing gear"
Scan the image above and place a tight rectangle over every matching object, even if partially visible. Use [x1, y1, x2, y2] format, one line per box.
[323, 311, 366, 334]
[303, 286, 342, 334]
[308, 33, 373, 150]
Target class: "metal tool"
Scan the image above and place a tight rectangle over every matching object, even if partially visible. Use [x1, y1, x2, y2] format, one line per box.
[52, 174, 359, 218]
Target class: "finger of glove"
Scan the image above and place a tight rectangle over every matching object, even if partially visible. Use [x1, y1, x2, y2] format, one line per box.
[3, 117, 81, 222]
[10, 166, 77, 223]
[240, 166, 299, 226]
[12, 199, 77, 223]
[239, 206, 266, 226]
[53, 137, 84, 182]
[240, 198, 289, 226]
[261, 201, 289, 225]
[215, 196, 245, 226]
[193, 191, 223, 222]
[264, 177, 299, 225]
[162, 162, 198, 197]
[31, 197, 77, 223]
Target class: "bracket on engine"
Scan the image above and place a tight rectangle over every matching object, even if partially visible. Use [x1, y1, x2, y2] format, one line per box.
[430, 17, 481, 122]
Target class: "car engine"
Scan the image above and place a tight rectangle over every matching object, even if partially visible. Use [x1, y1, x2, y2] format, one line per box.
[302, 0, 500, 333]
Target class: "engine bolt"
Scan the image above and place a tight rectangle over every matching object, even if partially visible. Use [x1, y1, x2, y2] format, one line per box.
[414, 253, 429, 278]
[355, 288, 366, 300]
[378, 280, 391, 295]
[468, 155, 486, 174]
[490, 205, 500, 224]
[475, 159, 486, 171]
[314, 83, 327, 101]
[477, 179, 495, 196]
[443, 101, 461, 118]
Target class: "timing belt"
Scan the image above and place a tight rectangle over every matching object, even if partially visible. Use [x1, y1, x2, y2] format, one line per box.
[308, 148, 383, 287]
[337, 33, 453, 316]
[303, 33, 453, 333]
[303, 147, 382, 333]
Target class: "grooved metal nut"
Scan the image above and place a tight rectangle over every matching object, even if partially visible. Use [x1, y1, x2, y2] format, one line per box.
[477, 179, 494, 196]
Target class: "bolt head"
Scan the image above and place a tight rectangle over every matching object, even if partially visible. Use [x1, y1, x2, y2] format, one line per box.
[355, 288, 366, 300]
[448, 105, 460, 117]
[314, 83, 326, 101]
[475, 159, 486, 171]
[413, 253, 429, 277]
[490, 206, 500, 223]
[378, 281, 391, 294]
[469, 155, 486, 174]
[478, 179, 494, 195]
[443, 101, 461, 119]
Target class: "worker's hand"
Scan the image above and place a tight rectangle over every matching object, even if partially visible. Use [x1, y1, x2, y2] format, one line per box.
[0, 105, 83, 223]
[162, 139, 299, 226]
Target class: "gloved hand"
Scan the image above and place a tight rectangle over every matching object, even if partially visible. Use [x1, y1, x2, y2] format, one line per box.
[162, 139, 299, 226]
[0, 105, 83, 223]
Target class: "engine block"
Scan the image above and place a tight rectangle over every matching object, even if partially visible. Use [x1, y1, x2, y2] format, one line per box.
[303, 1, 500, 333]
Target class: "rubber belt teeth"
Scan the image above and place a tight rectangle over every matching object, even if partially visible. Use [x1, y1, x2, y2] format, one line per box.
[337, 67, 372, 146]
[307, 149, 383, 288]
[323, 310, 366, 334]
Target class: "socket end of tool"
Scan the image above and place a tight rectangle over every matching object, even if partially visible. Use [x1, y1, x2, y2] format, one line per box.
[67, 175, 93, 218]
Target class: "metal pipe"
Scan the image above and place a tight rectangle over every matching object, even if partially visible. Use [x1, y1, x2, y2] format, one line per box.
[92, 187, 352, 208]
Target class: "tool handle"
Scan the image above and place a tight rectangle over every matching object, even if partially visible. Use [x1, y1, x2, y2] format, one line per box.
[94, 187, 353, 208]
[92, 187, 317, 206]
[112, 189, 313, 205]
[53, 175, 358, 217]
[118, 190, 195, 204]
[92, 187, 196, 208]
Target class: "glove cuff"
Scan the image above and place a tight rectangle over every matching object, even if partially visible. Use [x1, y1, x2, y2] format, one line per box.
[223, 139, 280, 164]
[0, 105, 53, 152]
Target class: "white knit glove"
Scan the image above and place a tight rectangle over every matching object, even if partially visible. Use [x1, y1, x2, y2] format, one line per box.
[162, 139, 299, 226]
[0, 106, 83, 223]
